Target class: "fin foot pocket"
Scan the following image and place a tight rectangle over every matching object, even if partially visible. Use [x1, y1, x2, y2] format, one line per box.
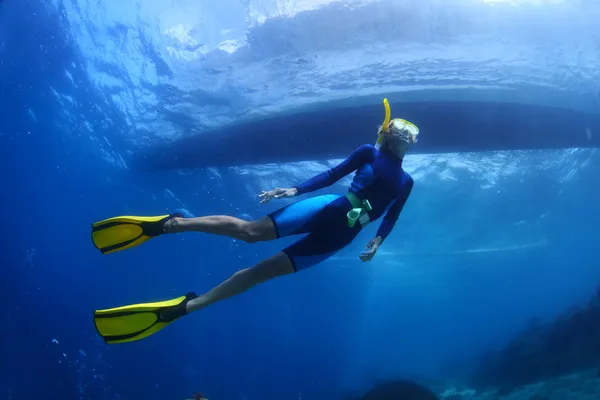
[94, 292, 198, 344]
[91, 212, 182, 254]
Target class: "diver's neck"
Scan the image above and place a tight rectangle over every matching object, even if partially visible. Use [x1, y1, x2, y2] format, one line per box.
[381, 146, 405, 162]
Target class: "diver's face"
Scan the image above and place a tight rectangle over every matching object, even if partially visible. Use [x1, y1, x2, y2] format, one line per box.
[385, 135, 411, 158]
[382, 119, 418, 158]
[387, 119, 419, 145]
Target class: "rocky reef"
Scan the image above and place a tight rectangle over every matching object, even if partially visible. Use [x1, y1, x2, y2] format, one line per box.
[342, 379, 440, 400]
[441, 368, 600, 400]
[336, 290, 600, 400]
[470, 289, 600, 392]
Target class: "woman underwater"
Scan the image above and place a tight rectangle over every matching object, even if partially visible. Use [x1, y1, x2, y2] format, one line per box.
[91, 99, 418, 344]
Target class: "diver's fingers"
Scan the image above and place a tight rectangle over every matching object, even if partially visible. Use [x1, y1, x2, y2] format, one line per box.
[275, 190, 292, 199]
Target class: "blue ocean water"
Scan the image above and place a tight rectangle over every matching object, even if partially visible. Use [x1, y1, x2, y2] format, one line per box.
[2, 1, 600, 400]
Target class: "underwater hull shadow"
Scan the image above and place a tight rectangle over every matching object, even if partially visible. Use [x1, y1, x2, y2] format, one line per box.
[138, 100, 600, 170]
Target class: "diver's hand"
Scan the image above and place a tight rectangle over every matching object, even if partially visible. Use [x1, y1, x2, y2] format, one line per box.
[259, 188, 298, 204]
[360, 237, 383, 262]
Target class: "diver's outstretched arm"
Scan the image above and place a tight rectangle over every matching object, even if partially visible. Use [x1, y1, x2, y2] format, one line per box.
[185, 252, 294, 313]
[292, 144, 372, 195]
[164, 215, 276, 243]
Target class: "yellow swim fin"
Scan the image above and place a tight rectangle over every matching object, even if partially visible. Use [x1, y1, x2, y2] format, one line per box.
[94, 292, 198, 344]
[91, 213, 180, 254]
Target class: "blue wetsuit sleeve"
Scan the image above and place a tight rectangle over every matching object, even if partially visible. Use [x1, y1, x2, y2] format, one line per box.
[294, 145, 373, 195]
[376, 177, 414, 242]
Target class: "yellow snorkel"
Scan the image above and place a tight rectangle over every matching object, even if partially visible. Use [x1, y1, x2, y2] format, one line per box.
[375, 98, 420, 148]
[376, 98, 392, 147]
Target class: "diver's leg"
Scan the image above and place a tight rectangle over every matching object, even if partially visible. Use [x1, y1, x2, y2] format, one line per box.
[164, 215, 276, 243]
[183, 222, 352, 314]
[164, 194, 340, 243]
[185, 252, 294, 313]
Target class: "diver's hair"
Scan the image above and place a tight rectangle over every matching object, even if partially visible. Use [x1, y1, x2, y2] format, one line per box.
[375, 125, 384, 150]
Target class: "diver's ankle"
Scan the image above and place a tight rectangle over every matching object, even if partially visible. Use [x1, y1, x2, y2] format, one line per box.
[186, 297, 204, 313]
[163, 217, 181, 233]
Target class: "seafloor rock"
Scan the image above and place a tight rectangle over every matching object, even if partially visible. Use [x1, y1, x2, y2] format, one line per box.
[343, 379, 440, 399]
[467, 368, 600, 400]
[440, 387, 477, 399]
[471, 290, 600, 390]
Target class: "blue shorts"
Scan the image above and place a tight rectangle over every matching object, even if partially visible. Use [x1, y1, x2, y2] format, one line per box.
[267, 194, 362, 272]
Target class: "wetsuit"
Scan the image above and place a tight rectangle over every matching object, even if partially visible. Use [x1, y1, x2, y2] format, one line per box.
[267, 144, 414, 272]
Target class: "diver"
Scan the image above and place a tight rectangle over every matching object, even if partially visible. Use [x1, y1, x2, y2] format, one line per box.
[92, 99, 418, 344]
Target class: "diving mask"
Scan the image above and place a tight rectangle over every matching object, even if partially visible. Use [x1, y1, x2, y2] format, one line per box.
[376, 99, 420, 148]
[386, 118, 419, 145]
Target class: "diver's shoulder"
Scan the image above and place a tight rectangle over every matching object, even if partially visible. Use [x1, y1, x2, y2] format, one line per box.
[401, 168, 414, 186]
[400, 167, 415, 186]
[354, 143, 377, 159]
[357, 143, 376, 152]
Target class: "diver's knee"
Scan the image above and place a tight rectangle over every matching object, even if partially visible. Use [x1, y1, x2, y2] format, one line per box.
[240, 220, 268, 243]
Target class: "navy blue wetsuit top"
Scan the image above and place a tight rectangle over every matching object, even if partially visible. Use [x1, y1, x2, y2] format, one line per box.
[293, 144, 414, 241]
